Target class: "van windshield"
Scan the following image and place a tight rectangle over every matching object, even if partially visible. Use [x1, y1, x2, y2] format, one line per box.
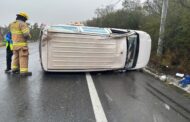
[126, 34, 139, 69]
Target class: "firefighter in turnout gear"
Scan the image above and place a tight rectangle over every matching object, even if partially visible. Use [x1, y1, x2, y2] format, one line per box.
[3, 32, 13, 73]
[9, 12, 32, 76]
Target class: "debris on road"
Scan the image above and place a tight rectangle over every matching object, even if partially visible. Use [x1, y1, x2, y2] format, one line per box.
[159, 75, 167, 81]
[164, 103, 170, 110]
[179, 75, 190, 88]
[176, 73, 184, 78]
[143, 67, 190, 94]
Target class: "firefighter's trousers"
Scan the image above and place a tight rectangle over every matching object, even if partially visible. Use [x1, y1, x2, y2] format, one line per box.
[12, 46, 29, 73]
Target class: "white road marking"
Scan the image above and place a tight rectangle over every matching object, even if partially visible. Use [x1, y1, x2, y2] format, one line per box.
[86, 73, 108, 122]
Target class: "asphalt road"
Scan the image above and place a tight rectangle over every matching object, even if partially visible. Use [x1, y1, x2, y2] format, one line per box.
[0, 42, 189, 122]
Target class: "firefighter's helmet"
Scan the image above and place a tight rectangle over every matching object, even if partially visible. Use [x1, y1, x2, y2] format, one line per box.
[17, 12, 29, 20]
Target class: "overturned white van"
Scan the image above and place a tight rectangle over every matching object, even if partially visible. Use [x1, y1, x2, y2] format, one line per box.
[39, 25, 151, 72]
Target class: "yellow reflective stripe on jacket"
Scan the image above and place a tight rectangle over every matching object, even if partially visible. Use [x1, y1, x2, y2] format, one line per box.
[11, 30, 23, 34]
[6, 42, 13, 50]
[6, 42, 8, 48]
[20, 68, 28, 73]
[22, 28, 30, 34]
[13, 42, 27, 46]
[10, 44, 13, 50]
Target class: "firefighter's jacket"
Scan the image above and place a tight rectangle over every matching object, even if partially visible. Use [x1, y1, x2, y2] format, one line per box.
[9, 20, 31, 48]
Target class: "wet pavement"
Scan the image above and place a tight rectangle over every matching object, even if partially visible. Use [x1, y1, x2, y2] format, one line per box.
[0, 42, 189, 122]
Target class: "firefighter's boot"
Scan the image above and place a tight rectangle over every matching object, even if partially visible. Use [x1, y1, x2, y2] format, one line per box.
[12, 69, 20, 74]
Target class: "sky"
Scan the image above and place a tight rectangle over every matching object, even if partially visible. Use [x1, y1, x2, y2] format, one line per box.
[0, 0, 145, 26]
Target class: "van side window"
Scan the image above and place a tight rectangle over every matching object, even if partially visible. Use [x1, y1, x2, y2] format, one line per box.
[51, 26, 79, 33]
[81, 27, 110, 35]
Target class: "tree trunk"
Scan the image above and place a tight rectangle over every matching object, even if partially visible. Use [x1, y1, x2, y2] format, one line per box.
[157, 0, 169, 56]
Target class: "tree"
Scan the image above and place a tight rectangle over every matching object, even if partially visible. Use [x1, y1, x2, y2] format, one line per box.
[157, 0, 169, 56]
[178, 0, 190, 9]
[143, 0, 162, 15]
[95, 5, 114, 18]
[0, 27, 3, 43]
[122, 0, 141, 11]
[30, 23, 41, 41]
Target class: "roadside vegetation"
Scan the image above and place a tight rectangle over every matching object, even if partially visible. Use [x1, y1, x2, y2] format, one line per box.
[85, 0, 190, 74]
